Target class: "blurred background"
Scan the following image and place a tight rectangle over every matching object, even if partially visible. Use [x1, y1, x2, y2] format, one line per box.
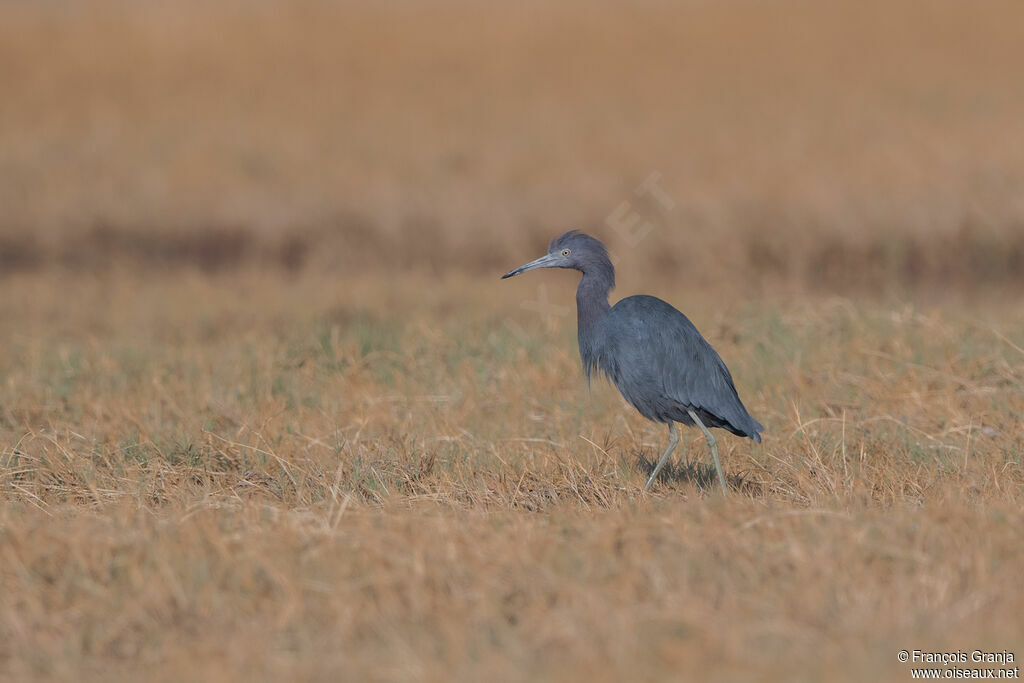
[2, 0, 1024, 292]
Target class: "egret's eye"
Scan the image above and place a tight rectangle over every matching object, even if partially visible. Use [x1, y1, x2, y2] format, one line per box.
[561, 249, 571, 257]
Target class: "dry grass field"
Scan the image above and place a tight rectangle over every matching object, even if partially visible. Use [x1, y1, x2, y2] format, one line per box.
[2, 1, 1024, 681]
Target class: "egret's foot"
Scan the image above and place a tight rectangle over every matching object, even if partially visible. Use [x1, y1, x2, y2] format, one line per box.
[688, 409, 728, 496]
[645, 423, 679, 491]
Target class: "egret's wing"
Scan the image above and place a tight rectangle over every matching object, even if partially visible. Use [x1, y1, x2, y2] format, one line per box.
[599, 296, 763, 441]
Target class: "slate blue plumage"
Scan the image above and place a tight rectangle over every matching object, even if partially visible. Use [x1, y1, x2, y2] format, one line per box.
[502, 230, 763, 493]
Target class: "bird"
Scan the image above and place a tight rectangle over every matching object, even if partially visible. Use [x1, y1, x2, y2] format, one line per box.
[502, 230, 763, 494]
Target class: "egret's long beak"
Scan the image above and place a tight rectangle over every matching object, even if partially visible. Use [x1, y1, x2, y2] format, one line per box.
[501, 253, 559, 279]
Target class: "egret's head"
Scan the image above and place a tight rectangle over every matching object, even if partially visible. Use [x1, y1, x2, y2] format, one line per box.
[501, 231, 613, 285]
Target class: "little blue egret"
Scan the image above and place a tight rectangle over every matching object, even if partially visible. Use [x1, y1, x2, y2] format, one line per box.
[502, 231, 763, 494]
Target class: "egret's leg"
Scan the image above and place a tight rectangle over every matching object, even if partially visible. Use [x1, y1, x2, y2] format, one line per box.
[687, 409, 727, 495]
[645, 422, 679, 491]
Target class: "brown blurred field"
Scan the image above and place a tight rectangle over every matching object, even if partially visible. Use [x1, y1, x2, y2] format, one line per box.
[2, 1, 1024, 681]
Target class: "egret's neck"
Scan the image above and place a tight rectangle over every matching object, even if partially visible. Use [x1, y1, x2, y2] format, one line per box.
[576, 272, 612, 333]
[576, 270, 613, 378]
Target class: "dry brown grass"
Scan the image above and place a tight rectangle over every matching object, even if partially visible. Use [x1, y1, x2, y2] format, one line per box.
[2, 271, 1023, 681]
[3, 1, 1024, 681]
